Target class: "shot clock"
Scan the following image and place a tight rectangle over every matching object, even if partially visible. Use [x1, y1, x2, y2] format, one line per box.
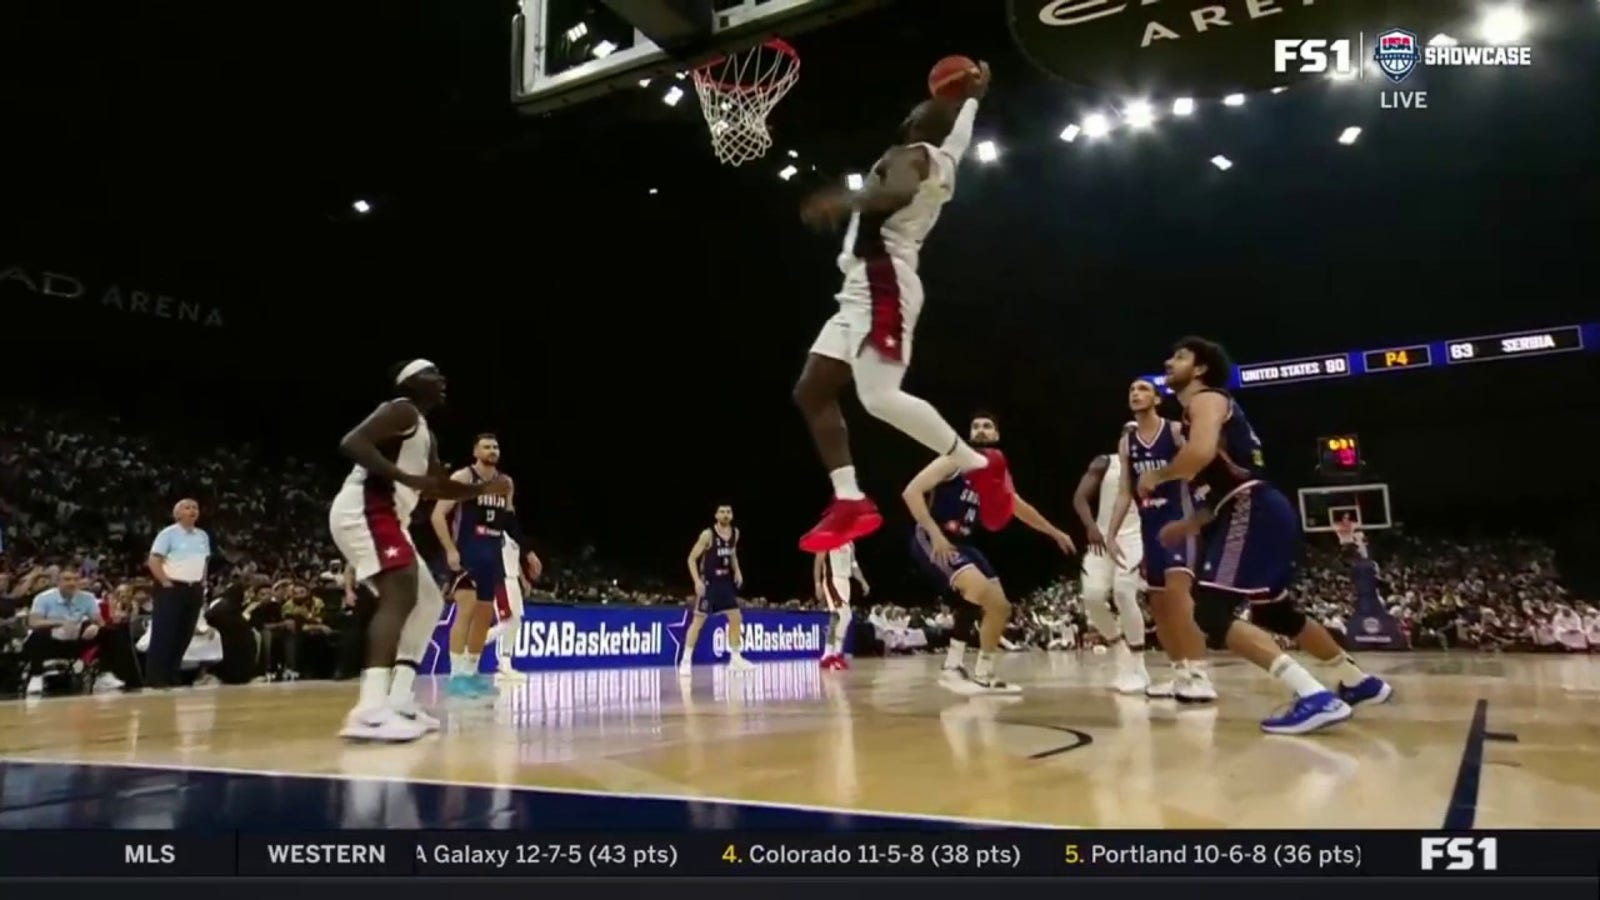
[1318, 435, 1362, 473]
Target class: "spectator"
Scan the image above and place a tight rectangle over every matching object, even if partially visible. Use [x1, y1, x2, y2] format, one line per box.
[24, 568, 105, 695]
[145, 498, 211, 688]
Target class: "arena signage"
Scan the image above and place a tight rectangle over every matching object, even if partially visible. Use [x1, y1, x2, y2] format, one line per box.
[0, 263, 225, 328]
[1006, 0, 1477, 95]
[423, 603, 835, 673]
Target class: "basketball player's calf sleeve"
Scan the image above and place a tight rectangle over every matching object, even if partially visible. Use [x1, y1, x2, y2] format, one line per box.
[851, 353, 971, 463]
[1193, 588, 1242, 650]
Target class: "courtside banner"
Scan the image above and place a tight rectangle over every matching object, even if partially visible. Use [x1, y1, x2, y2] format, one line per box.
[422, 604, 833, 673]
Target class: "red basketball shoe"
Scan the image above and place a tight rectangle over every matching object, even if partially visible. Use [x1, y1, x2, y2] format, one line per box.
[799, 496, 883, 553]
[969, 448, 1016, 531]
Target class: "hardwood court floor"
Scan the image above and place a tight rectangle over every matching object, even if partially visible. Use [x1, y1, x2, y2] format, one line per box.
[1, 652, 1596, 829]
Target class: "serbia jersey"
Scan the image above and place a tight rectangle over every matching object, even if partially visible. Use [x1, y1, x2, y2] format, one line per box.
[1126, 418, 1196, 585]
[1184, 389, 1300, 598]
[838, 140, 957, 273]
[909, 473, 997, 587]
[454, 468, 510, 555]
[697, 526, 740, 615]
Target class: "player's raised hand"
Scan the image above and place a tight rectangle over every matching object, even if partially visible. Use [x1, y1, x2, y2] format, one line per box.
[966, 61, 991, 100]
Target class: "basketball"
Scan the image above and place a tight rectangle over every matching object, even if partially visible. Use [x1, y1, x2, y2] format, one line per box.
[928, 55, 978, 100]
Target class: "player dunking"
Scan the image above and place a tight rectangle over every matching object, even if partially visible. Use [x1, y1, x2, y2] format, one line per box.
[681, 505, 755, 675]
[328, 360, 508, 741]
[1140, 338, 1392, 734]
[1073, 444, 1152, 695]
[430, 433, 542, 699]
[905, 412, 1075, 694]
[1103, 379, 1216, 702]
[814, 540, 869, 670]
[792, 61, 1013, 554]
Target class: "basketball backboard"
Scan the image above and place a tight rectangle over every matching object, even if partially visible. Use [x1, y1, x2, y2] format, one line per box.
[1297, 483, 1393, 534]
[513, 0, 882, 114]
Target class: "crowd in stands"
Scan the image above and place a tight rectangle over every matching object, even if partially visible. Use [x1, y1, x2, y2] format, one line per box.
[2, 402, 1596, 696]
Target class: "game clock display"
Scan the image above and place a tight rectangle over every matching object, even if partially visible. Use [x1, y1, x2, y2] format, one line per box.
[1319, 436, 1361, 472]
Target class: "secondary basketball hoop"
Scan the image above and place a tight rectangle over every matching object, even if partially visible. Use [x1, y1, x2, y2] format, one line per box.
[691, 38, 800, 166]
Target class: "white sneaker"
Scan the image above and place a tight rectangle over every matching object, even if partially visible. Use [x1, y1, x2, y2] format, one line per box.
[1177, 670, 1219, 704]
[677, 657, 693, 677]
[25, 676, 45, 696]
[1112, 668, 1150, 695]
[728, 655, 756, 672]
[340, 706, 429, 742]
[95, 672, 126, 691]
[392, 703, 442, 732]
[1144, 678, 1175, 699]
[968, 676, 1023, 695]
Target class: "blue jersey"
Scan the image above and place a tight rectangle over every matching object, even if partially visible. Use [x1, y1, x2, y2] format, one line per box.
[1183, 388, 1269, 510]
[454, 468, 510, 554]
[701, 526, 739, 583]
[928, 474, 980, 538]
[1125, 419, 1188, 522]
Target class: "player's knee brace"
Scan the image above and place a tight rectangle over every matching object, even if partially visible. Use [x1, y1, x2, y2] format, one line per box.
[1192, 587, 1242, 650]
[1248, 598, 1307, 638]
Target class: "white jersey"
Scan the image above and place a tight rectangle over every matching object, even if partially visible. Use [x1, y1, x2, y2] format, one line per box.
[824, 542, 856, 582]
[339, 405, 433, 523]
[1097, 452, 1140, 538]
[836, 141, 958, 274]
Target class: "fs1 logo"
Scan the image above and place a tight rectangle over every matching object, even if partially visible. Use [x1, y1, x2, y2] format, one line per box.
[1420, 837, 1499, 871]
[1273, 39, 1355, 76]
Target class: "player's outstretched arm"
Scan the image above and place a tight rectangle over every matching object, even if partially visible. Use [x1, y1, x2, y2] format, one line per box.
[1073, 456, 1109, 547]
[1012, 494, 1076, 555]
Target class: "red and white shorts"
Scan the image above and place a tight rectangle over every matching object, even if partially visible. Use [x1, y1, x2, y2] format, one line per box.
[329, 484, 419, 583]
[810, 256, 924, 367]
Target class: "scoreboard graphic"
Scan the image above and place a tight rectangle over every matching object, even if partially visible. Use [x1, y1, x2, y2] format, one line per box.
[1143, 323, 1593, 392]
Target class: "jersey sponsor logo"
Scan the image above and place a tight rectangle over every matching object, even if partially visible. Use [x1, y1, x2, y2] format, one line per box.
[513, 621, 664, 659]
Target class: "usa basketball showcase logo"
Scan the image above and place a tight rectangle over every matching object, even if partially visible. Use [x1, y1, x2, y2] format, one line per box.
[1373, 28, 1421, 83]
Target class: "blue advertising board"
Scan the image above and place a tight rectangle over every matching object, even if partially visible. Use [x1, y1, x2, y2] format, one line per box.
[420, 603, 836, 673]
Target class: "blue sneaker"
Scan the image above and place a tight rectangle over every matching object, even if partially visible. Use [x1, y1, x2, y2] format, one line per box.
[446, 675, 481, 699]
[1260, 691, 1352, 735]
[1337, 675, 1393, 707]
[469, 674, 498, 697]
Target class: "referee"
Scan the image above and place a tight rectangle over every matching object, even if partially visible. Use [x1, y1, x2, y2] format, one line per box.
[145, 498, 212, 689]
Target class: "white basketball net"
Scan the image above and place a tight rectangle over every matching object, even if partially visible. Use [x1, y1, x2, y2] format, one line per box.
[691, 40, 800, 167]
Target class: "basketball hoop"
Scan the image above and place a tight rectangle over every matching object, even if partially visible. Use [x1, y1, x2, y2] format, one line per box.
[1334, 518, 1363, 548]
[691, 39, 800, 167]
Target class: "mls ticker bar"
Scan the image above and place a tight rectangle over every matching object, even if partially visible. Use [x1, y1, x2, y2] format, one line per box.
[0, 831, 1595, 878]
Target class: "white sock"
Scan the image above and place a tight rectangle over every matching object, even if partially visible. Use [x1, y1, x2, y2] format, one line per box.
[388, 665, 416, 707]
[452, 651, 474, 677]
[974, 650, 997, 680]
[829, 466, 865, 501]
[944, 639, 967, 669]
[358, 667, 391, 711]
[1111, 638, 1132, 664]
[1317, 653, 1366, 688]
[1268, 654, 1327, 699]
[1188, 659, 1211, 679]
[1128, 647, 1148, 674]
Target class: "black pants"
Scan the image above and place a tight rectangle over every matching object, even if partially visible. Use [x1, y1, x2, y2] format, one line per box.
[23, 624, 104, 677]
[146, 582, 205, 688]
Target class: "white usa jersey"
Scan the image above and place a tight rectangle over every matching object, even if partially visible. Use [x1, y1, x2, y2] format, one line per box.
[825, 542, 856, 581]
[1097, 452, 1140, 538]
[339, 407, 432, 522]
[836, 141, 957, 274]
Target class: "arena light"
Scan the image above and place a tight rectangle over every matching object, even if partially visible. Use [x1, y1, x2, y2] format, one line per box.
[975, 140, 1000, 163]
[779, 164, 799, 181]
[1270, 86, 1288, 94]
[592, 40, 618, 59]
[1222, 93, 1246, 107]
[1429, 33, 1460, 46]
[351, 199, 371, 214]
[1338, 126, 1362, 145]
[1122, 100, 1156, 129]
[1059, 124, 1081, 143]
[845, 172, 865, 191]
[1081, 112, 1113, 139]
[637, 77, 652, 87]
[648, 188, 659, 195]
[1210, 155, 1233, 171]
[787, 149, 799, 158]
[662, 86, 684, 107]
[1171, 97, 1196, 116]
[564, 22, 588, 42]
[1478, 4, 1529, 44]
